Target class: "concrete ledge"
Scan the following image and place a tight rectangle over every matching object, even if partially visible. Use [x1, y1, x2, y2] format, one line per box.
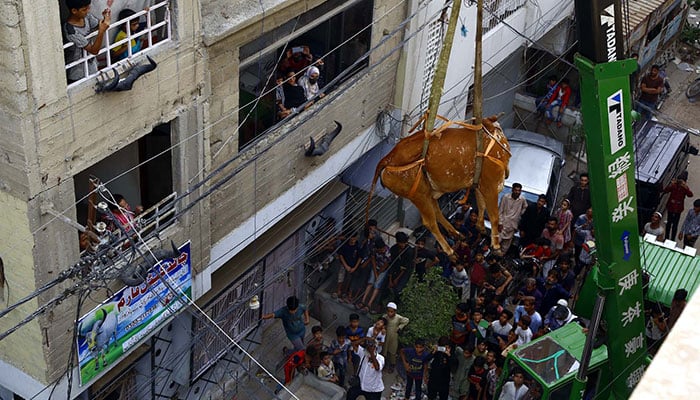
[631, 286, 700, 399]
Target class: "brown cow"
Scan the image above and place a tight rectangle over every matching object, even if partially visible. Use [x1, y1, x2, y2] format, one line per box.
[367, 115, 510, 256]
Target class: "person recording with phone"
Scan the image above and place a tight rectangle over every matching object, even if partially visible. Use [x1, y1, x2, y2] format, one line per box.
[427, 336, 456, 400]
[279, 45, 318, 75]
[347, 338, 384, 400]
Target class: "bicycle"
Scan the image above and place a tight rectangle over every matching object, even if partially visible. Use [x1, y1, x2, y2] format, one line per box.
[686, 77, 700, 101]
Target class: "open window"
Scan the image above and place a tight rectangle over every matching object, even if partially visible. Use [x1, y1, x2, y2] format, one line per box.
[59, 0, 172, 87]
[74, 122, 175, 246]
[237, 0, 373, 149]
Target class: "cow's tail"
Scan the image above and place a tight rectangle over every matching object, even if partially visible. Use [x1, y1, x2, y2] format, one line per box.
[366, 160, 386, 226]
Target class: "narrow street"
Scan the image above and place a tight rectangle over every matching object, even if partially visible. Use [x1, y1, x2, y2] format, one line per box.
[640, 56, 700, 251]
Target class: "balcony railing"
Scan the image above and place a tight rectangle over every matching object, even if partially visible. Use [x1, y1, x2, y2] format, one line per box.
[79, 191, 177, 261]
[63, 1, 171, 88]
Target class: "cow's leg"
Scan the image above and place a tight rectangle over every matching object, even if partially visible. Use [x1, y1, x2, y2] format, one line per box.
[474, 188, 487, 233]
[433, 197, 463, 240]
[477, 186, 501, 250]
[381, 168, 455, 257]
[411, 195, 454, 257]
[457, 187, 471, 205]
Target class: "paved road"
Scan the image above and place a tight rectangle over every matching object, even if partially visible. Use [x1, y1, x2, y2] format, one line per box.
[648, 59, 700, 252]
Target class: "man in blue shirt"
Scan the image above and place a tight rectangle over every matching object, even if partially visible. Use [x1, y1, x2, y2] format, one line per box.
[679, 199, 700, 248]
[513, 296, 543, 335]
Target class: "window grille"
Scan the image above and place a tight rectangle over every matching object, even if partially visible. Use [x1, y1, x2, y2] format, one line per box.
[63, 0, 171, 88]
[190, 266, 264, 380]
[419, 19, 445, 114]
[483, 0, 527, 34]
[90, 367, 138, 400]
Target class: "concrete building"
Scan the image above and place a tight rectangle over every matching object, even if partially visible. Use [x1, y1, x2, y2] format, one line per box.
[2, 0, 678, 398]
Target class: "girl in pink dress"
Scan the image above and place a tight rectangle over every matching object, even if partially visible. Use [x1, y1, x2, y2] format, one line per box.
[555, 199, 573, 246]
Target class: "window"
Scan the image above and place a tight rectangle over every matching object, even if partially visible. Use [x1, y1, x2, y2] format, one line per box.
[238, 0, 373, 150]
[60, 0, 171, 87]
[74, 122, 175, 247]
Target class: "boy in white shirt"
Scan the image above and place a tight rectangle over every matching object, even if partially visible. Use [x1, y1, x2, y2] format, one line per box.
[366, 317, 387, 355]
[514, 315, 533, 346]
[450, 262, 469, 301]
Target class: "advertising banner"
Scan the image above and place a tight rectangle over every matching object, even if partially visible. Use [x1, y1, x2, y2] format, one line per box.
[77, 241, 192, 385]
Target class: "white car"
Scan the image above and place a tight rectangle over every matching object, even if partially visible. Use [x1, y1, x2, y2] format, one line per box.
[477, 129, 565, 238]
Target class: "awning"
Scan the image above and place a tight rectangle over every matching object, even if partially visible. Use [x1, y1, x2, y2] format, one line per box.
[340, 139, 395, 197]
[624, 0, 681, 48]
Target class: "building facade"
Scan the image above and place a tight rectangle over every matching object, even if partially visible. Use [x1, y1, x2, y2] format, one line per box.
[0, 0, 655, 398]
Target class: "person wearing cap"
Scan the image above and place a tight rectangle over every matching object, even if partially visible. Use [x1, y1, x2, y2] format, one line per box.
[543, 299, 578, 332]
[663, 172, 693, 240]
[679, 199, 700, 248]
[382, 302, 409, 373]
[347, 337, 385, 400]
[643, 211, 666, 242]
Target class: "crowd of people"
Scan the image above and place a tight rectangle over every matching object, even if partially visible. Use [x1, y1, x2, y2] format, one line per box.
[262, 169, 697, 399]
[265, 292, 577, 400]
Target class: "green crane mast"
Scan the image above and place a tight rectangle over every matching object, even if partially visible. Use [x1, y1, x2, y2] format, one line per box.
[571, 0, 648, 398]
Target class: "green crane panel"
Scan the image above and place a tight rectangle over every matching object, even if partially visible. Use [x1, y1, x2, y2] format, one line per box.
[574, 55, 648, 399]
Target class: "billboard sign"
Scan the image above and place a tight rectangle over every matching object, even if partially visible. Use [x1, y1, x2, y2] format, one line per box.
[77, 242, 192, 385]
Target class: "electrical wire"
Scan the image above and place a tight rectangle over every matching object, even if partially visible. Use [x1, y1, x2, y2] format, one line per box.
[20, 151, 418, 399]
[0, 0, 437, 336]
[13, 1, 688, 396]
[403, 0, 577, 124]
[2, 3, 556, 340]
[30, 0, 423, 238]
[100, 186, 347, 398]
[1, 1, 585, 354]
[173, 0, 443, 220]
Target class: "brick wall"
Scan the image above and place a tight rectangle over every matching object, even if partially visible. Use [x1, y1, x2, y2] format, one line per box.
[0, 191, 46, 380]
[0, 0, 31, 198]
[0, 0, 209, 386]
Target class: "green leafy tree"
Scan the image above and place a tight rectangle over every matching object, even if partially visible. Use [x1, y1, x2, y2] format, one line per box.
[399, 268, 459, 345]
[681, 22, 700, 46]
